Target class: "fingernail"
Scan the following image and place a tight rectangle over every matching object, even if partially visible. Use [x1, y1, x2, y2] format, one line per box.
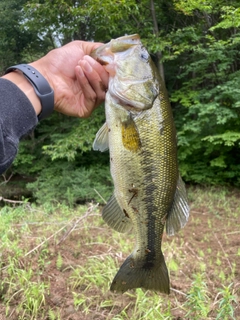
[84, 55, 95, 64]
[77, 66, 84, 77]
[82, 61, 92, 73]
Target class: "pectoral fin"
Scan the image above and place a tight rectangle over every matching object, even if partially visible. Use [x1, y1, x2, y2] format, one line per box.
[93, 122, 109, 152]
[121, 115, 141, 152]
[166, 176, 190, 236]
[102, 194, 132, 233]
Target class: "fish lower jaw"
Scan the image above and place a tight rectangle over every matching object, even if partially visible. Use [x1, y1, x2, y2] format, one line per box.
[108, 87, 146, 111]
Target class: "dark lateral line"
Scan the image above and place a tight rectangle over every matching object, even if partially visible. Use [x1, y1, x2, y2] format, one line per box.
[141, 152, 158, 268]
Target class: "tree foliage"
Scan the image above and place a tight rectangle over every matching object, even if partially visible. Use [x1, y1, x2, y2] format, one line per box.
[1, 0, 240, 203]
[168, 0, 240, 185]
[0, 0, 51, 75]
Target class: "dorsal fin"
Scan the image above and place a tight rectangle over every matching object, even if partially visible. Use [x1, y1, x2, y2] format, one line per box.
[166, 176, 190, 236]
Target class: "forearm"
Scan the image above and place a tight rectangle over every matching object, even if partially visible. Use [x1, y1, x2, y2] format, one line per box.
[0, 40, 108, 174]
[0, 78, 38, 174]
[3, 70, 42, 116]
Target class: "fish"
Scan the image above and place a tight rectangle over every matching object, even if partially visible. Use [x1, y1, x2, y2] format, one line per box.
[91, 34, 189, 294]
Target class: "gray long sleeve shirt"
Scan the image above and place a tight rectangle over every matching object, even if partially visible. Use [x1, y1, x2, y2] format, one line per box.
[0, 78, 38, 174]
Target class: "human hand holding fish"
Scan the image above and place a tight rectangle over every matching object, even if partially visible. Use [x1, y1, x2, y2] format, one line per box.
[28, 41, 109, 118]
[91, 34, 190, 294]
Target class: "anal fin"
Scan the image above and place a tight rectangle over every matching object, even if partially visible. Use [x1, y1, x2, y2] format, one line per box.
[102, 194, 132, 233]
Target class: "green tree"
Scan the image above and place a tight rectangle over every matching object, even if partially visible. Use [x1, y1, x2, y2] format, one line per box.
[0, 0, 51, 74]
[166, 0, 240, 185]
[2, 0, 240, 204]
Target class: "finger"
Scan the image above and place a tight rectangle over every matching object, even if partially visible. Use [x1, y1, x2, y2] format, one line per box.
[75, 65, 100, 117]
[83, 55, 109, 89]
[79, 60, 107, 104]
[80, 41, 105, 55]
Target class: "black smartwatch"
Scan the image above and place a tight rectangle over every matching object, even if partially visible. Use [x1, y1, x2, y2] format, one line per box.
[5, 64, 54, 121]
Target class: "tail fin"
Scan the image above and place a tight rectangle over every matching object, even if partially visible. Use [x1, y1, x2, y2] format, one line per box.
[110, 253, 170, 294]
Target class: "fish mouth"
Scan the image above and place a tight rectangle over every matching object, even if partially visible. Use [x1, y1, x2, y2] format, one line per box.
[90, 34, 140, 65]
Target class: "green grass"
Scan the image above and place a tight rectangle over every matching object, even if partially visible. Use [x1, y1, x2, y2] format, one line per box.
[0, 186, 239, 319]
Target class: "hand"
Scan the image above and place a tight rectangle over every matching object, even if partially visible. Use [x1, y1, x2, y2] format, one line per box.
[30, 41, 109, 118]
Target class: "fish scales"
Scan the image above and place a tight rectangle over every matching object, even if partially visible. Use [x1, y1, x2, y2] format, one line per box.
[91, 34, 189, 294]
[107, 99, 177, 293]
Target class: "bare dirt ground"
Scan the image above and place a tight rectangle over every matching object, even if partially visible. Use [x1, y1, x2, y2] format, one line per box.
[0, 186, 240, 319]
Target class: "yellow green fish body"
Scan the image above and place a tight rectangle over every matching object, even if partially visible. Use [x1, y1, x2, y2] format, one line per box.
[92, 34, 189, 294]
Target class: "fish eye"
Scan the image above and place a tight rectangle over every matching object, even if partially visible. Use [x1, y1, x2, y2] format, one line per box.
[140, 50, 149, 62]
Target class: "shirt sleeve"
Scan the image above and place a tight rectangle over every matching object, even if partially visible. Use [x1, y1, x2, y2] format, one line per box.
[0, 78, 38, 174]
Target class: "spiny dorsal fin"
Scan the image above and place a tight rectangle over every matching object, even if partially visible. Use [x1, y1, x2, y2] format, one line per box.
[102, 193, 133, 233]
[93, 122, 109, 152]
[166, 175, 190, 236]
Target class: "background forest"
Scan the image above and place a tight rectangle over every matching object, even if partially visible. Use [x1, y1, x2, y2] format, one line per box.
[1, 0, 240, 205]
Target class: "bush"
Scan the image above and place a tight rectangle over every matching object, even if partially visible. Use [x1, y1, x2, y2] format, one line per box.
[27, 162, 113, 206]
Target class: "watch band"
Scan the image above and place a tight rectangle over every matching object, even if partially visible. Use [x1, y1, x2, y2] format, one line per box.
[5, 64, 54, 121]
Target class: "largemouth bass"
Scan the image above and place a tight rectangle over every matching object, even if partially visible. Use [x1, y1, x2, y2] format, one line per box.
[91, 34, 189, 294]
